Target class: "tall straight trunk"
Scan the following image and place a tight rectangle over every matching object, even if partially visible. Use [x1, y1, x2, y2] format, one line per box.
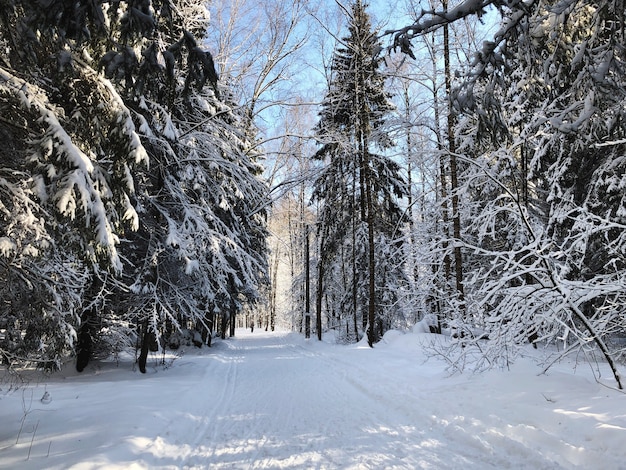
[358, 90, 376, 346]
[299, 177, 306, 333]
[353, 45, 378, 346]
[352, 165, 362, 337]
[443, 8, 464, 303]
[269, 244, 280, 330]
[430, 33, 452, 284]
[316, 241, 324, 341]
[436, 136, 452, 283]
[365, 164, 377, 347]
[287, 198, 297, 331]
[353, 214, 361, 336]
[405, 88, 413, 215]
[305, 225, 311, 338]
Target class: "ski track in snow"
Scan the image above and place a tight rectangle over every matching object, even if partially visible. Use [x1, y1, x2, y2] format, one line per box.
[1, 329, 625, 469]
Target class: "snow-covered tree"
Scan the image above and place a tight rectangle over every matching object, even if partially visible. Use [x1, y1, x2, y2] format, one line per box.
[0, 0, 147, 368]
[0, 0, 269, 372]
[388, 0, 626, 388]
[92, 0, 268, 371]
[384, 1, 488, 333]
[313, 0, 408, 345]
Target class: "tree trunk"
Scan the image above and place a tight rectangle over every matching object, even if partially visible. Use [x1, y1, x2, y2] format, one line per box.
[352, 179, 362, 338]
[202, 311, 213, 347]
[76, 276, 103, 372]
[75, 313, 93, 373]
[364, 152, 377, 347]
[367, 208, 377, 347]
[305, 225, 311, 338]
[443, 9, 464, 305]
[316, 247, 324, 341]
[220, 313, 227, 340]
[229, 308, 236, 337]
[270, 247, 279, 331]
[138, 319, 150, 373]
[430, 31, 452, 286]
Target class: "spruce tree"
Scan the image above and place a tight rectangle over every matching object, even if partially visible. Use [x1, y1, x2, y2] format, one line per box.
[0, 0, 268, 371]
[0, 0, 147, 369]
[95, 0, 268, 369]
[313, 0, 407, 346]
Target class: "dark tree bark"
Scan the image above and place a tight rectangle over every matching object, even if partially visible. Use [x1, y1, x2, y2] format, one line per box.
[316, 248, 324, 341]
[229, 309, 236, 337]
[138, 319, 150, 373]
[443, 4, 464, 305]
[365, 161, 377, 347]
[75, 316, 93, 373]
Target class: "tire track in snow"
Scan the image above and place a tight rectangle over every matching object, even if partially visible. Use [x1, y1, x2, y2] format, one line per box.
[142, 340, 242, 468]
[170, 332, 566, 469]
[315, 344, 567, 469]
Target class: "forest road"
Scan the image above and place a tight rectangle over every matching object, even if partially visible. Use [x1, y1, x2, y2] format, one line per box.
[1, 329, 592, 469]
[173, 330, 568, 470]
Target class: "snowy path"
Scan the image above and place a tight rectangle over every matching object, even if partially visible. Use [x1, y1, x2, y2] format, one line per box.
[1, 329, 625, 469]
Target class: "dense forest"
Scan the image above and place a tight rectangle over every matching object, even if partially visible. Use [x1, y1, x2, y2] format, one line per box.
[0, 0, 624, 387]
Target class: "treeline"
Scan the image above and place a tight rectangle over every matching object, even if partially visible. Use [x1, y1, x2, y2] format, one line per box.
[277, 0, 625, 388]
[1, 0, 625, 389]
[400, 0, 626, 388]
[0, 0, 268, 372]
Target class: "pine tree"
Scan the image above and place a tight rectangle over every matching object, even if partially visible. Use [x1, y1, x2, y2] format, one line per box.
[313, 1, 407, 345]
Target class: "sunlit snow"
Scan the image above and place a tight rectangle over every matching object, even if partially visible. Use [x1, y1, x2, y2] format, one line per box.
[0, 237, 16, 256]
[1, 328, 624, 469]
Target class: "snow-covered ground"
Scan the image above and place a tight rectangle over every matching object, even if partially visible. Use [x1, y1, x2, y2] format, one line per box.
[1, 328, 625, 469]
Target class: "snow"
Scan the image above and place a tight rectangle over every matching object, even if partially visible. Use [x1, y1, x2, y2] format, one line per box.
[163, 116, 179, 141]
[1, 329, 625, 469]
[0, 237, 16, 256]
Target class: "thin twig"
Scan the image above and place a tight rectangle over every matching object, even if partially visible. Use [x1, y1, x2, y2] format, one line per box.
[26, 420, 39, 461]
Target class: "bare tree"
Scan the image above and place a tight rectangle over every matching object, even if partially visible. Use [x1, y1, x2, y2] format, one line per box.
[207, 0, 311, 132]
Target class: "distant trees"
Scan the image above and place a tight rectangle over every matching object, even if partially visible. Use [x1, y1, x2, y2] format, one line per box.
[313, 0, 408, 346]
[0, 0, 268, 372]
[207, 0, 318, 333]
